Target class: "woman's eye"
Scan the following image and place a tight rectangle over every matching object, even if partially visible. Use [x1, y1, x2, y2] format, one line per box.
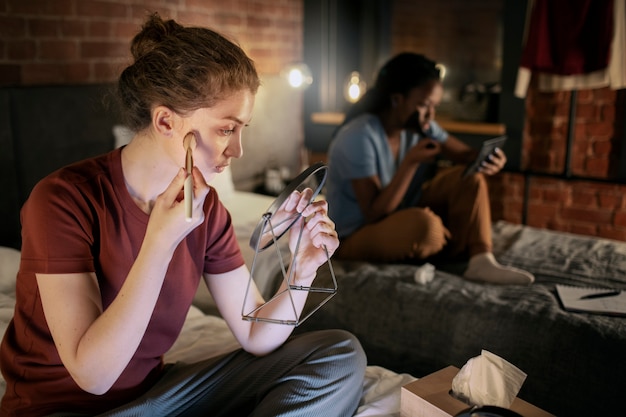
[221, 129, 234, 136]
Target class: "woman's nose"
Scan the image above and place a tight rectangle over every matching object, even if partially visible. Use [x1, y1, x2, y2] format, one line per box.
[225, 134, 243, 159]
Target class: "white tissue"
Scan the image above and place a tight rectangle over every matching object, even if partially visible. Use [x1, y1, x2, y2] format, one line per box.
[414, 263, 435, 284]
[451, 350, 527, 408]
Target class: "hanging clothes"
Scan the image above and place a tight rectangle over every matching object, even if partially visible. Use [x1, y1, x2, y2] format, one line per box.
[515, 0, 625, 97]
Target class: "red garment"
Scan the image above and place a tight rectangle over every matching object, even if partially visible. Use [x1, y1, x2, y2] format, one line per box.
[520, 0, 614, 75]
[0, 148, 244, 416]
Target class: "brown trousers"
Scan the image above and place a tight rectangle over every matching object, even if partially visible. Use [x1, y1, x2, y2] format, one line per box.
[336, 165, 492, 263]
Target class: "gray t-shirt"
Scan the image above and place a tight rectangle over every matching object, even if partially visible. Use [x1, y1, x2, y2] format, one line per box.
[326, 113, 447, 238]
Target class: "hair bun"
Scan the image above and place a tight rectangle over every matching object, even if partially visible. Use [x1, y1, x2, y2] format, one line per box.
[130, 12, 183, 61]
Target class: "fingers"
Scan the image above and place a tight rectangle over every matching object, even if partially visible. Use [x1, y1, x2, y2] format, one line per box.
[159, 168, 188, 207]
[480, 148, 506, 175]
[284, 189, 339, 253]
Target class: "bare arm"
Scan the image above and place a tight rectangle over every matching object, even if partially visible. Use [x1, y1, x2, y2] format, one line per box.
[352, 139, 441, 223]
[37, 167, 211, 395]
[207, 190, 339, 355]
[440, 134, 477, 164]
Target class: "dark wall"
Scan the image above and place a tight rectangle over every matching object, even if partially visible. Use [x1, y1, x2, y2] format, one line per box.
[0, 84, 121, 249]
[303, 0, 392, 153]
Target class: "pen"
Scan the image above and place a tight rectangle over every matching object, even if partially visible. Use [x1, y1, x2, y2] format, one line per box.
[579, 290, 621, 300]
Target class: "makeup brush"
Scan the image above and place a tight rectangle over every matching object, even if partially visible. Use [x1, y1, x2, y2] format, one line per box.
[183, 132, 196, 222]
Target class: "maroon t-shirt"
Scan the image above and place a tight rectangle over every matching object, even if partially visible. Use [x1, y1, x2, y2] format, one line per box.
[0, 148, 244, 416]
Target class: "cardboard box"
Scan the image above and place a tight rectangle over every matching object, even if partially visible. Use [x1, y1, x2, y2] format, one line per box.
[400, 366, 555, 417]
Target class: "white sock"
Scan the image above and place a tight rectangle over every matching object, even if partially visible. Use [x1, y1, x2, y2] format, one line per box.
[463, 252, 535, 285]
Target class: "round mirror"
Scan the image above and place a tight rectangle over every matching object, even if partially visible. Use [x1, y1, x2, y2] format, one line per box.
[249, 162, 328, 252]
[242, 162, 336, 326]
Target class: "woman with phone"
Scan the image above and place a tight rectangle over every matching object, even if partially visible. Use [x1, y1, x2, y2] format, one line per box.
[325, 52, 534, 285]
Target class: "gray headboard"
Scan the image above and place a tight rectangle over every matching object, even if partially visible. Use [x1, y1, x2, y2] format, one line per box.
[0, 84, 122, 249]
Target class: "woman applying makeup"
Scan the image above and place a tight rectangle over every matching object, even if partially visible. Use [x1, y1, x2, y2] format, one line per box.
[0, 13, 365, 417]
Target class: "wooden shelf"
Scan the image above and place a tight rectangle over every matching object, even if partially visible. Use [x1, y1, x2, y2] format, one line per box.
[310, 112, 506, 136]
[311, 112, 346, 125]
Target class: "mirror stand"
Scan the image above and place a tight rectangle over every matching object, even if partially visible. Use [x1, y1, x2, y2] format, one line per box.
[241, 163, 337, 326]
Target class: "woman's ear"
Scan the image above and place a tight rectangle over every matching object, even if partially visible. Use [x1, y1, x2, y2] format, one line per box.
[152, 106, 177, 137]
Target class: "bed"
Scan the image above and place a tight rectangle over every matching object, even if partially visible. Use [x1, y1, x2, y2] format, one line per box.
[296, 220, 626, 417]
[3, 83, 623, 417]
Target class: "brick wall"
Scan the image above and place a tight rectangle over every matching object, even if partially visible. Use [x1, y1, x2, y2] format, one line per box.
[487, 81, 626, 242]
[0, 0, 303, 85]
[391, 0, 503, 102]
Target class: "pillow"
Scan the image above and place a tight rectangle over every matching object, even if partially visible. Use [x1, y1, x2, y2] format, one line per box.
[0, 247, 20, 296]
[112, 124, 134, 148]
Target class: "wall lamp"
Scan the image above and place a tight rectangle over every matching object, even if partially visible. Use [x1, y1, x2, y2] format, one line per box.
[282, 63, 313, 89]
[344, 71, 367, 103]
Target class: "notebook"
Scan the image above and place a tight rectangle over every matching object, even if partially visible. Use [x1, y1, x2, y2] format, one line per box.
[556, 284, 626, 316]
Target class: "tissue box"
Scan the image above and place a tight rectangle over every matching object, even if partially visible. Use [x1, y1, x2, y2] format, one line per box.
[400, 366, 555, 417]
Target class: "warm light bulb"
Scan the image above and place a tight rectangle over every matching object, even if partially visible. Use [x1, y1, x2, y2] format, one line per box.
[348, 83, 361, 101]
[281, 63, 313, 89]
[344, 71, 367, 103]
[288, 69, 304, 88]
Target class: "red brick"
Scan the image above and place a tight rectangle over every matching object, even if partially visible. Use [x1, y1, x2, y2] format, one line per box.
[614, 211, 626, 227]
[593, 139, 613, 156]
[28, 18, 59, 37]
[601, 104, 616, 122]
[501, 211, 523, 224]
[570, 223, 598, 236]
[80, 41, 128, 59]
[77, 1, 128, 18]
[543, 187, 570, 204]
[7, 0, 73, 15]
[570, 188, 598, 206]
[21, 62, 90, 84]
[598, 225, 626, 242]
[575, 103, 597, 120]
[527, 201, 560, 220]
[93, 60, 125, 82]
[527, 217, 547, 229]
[585, 157, 611, 177]
[88, 20, 113, 38]
[586, 121, 614, 138]
[594, 87, 617, 102]
[576, 89, 594, 103]
[39, 40, 78, 60]
[0, 16, 27, 38]
[112, 21, 139, 38]
[561, 207, 613, 223]
[7, 40, 36, 60]
[598, 192, 621, 209]
[60, 20, 87, 37]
